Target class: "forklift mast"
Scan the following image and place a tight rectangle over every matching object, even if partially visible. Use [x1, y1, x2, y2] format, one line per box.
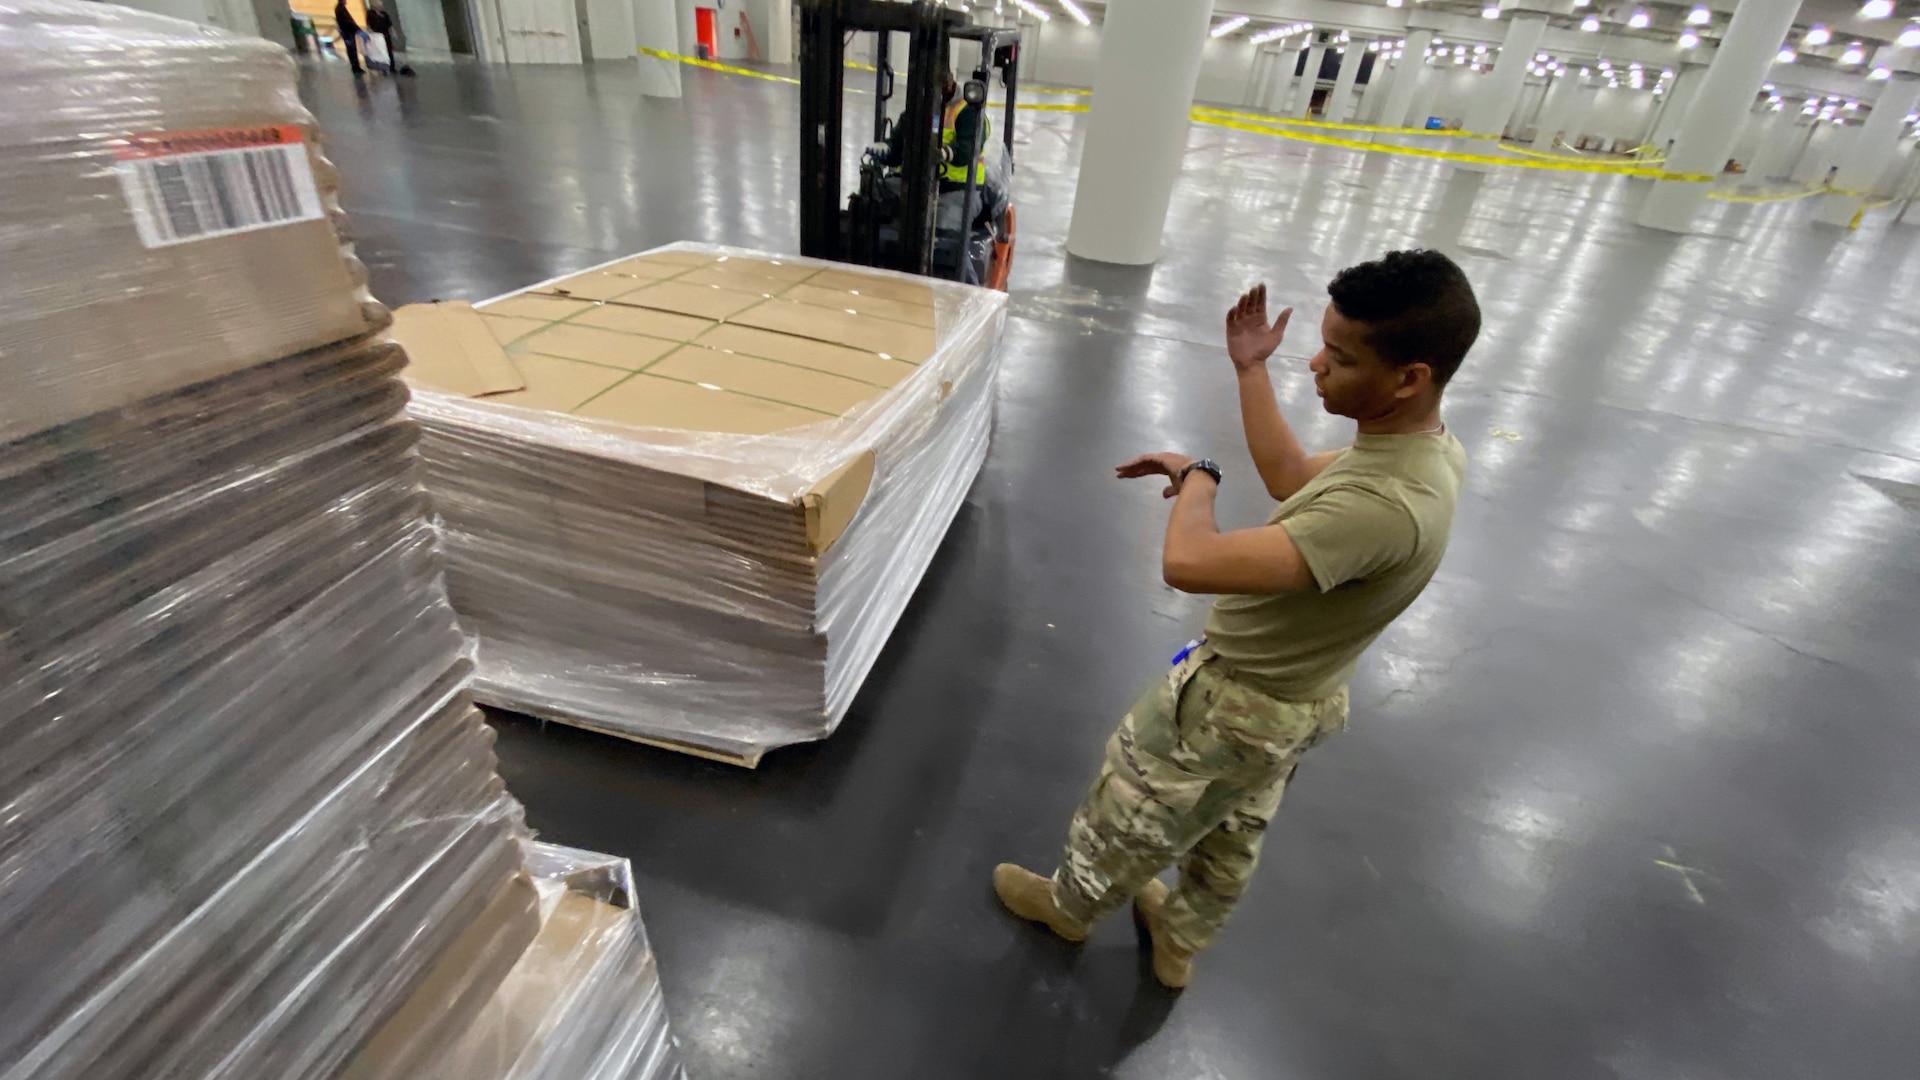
[797, 0, 1020, 278]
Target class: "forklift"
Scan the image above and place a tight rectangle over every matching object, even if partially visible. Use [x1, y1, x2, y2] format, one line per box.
[797, 0, 1020, 289]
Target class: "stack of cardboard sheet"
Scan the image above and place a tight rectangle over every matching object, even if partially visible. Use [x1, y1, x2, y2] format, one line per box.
[349, 843, 685, 1080]
[402, 243, 1007, 765]
[0, 6, 682, 1080]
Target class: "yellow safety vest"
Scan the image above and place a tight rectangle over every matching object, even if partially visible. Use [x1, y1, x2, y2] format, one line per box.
[942, 100, 990, 185]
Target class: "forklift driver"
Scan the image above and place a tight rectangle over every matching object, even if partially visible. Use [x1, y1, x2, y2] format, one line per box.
[881, 73, 985, 192]
[877, 71, 1005, 281]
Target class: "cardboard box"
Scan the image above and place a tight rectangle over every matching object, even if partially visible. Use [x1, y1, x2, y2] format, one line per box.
[340, 872, 544, 1080]
[404, 243, 1007, 764]
[0, 3, 382, 444]
[408, 843, 686, 1080]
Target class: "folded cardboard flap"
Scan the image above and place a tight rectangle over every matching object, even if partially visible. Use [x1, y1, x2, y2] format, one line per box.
[418, 892, 631, 1080]
[803, 449, 876, 554]
[392, 303, 526, 398]
[338, 871, 543, 1080]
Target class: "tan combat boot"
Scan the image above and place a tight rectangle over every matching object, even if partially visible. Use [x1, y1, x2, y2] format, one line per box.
[1132, 879, 1195, 989]
[992, 864, 1090, 942]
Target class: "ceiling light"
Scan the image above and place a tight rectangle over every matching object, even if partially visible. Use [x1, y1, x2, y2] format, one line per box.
[1009, 0, 1048, 20]
[1803, 24, 1830, 45]
[1860, 0, 1894, 18]
[1628, 9, 1650, 28]
[1482, 3, 1500, 18]
[1581, 15, 1600, 31]
[1474, 43, 1488, 53]
[1777, 46, 1796, 62]
[1056, 0, 1089, 26]
[1679, 30, 1699, 48]
[1686, 6, 1711, 25]
[1536, 51, 1549, 61]
[1369, 40, 1380, 51]
[1209, 14, 1248, 37]
[1902, 24, 1920, 47]
[1573, 0, 1589, 6]
[1869, 65, 1892, 79]
[1387, 0, 1403, 7]
[1840, 42, 1866, 64]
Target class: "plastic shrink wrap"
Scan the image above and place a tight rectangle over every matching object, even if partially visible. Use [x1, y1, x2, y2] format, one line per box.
[1, 7, 680, 1080]
[402, 243, 1008, 766]
[350, 843, 687, 1080]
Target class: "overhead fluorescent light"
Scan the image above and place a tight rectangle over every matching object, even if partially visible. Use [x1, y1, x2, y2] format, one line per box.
[1628, 9, 1650, 29]
[1803, 25, 1830, 45]
[1840, 42, 1865, 64]
[1869, 66, 1892, 79]
[1860, 0, 1893, 18]
[1776, 47, 1796, 63]
[1482, 3, 1501, 18]
[1210, 14, 1249, 38]
[1056, 0, 1089, 27]
[1247, 25, 1290, 44]
[1580, 15, 1600, 32]
[1679, 30, 1699, 48]
[1686, 6, 1711, 25]
[1902, 23, 1920, 47]
[1009, 0, 1049, 21]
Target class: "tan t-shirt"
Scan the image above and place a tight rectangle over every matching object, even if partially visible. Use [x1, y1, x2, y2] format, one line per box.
[1203, 430, 1468, 702]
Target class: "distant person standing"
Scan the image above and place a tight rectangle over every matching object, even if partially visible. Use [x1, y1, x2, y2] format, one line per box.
[364, 1, 396, 74]
[333, 0, 363, 75]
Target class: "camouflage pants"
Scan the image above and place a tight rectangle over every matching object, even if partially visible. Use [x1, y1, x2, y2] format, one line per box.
[1051, 649, 1349, 953]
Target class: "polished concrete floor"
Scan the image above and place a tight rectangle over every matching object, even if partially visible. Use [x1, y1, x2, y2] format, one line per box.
[301, 60, 1920, 1080]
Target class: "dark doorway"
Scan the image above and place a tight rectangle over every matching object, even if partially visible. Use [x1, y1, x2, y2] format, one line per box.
[440, 0, 474, 55]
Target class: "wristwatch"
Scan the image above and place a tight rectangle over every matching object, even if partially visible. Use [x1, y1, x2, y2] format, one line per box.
[1179, 458, 1222, 486]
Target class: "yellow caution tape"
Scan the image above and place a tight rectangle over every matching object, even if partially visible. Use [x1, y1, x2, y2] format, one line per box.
[1191, 111, 1714, 181]
[1191, 104, 1500, 141]
[638, 46, 799, 83]
[636, 47, 1714, 182]
[1495, 142, 1665, 168]
[1706, 185, 1823, 204]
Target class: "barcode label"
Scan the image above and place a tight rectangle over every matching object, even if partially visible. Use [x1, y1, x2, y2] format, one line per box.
[113, 125, 325, 248]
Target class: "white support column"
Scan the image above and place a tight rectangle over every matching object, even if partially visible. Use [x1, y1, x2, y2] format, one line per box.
[1379, 29, 1433, 130]
[1328, 37, 1368, 124]
[1456, 13, 1547, 169]
[1648, 63, 1706, 150]
[1748, 107, 1801, 179]
[1268, 45, 1303, 113]
[1531, 69, 1581, 147]
[633, 0, 681, 97]
[1816, 71, 1920, 226]
[1296, 43, 1326, 118]
[764, 0, 792, 65]
[1360, 54, 1396, 124]
[1065, 0, 1212, 265]
[1637, 0, 1801, 232]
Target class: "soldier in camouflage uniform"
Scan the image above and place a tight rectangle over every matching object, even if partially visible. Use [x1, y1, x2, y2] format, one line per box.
[995, 252, 1481, 989]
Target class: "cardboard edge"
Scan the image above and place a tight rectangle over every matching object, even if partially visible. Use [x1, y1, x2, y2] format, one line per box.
[337, 870, 542, 1080]
[801, 449, 877, 555]
[392, 302, 527, 398]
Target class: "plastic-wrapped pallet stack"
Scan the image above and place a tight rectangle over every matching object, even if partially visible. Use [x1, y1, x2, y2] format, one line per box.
[400, 244, 1007, 766]
[0, 5, 683, 1079]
